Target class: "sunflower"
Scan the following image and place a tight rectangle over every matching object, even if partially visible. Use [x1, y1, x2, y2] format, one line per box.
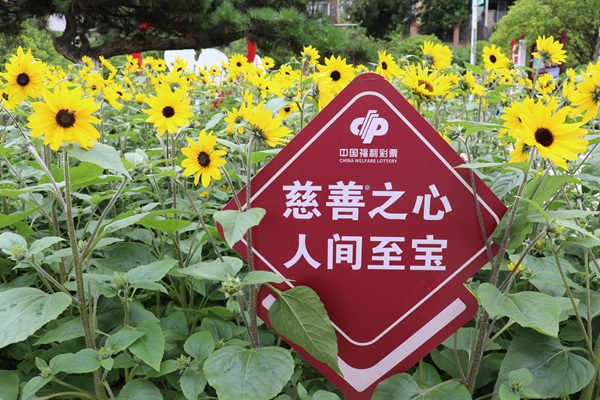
[401, 64, 452, 101]
[261, 56, 276, 70]
[509, 140, 531, 163]
[27, 84, 101, 151]
[310, 73, 335, 110]
[181, 130, 227, 187]
[421, 41, 452, 70]
[279, 102, 299, 119]
[228, 54, 249, 71]
[249, 75, 283, 99]
[571, 63, 600, 122]
[376, 50, 400, 80]
[1, 47, 47, 103]
[224, 102, 250, 135]
[244, 102, 292, 147]
[512, 102, 588, 170]
[532, 35, 566, 65]
[0, 86, 19, 110]
[143, 85, 194, 136]
[301, 45, 320, 65]
[535, 73, 556, 96]
[318, 55, 354, 94]
[482, 45, 510, 70]
[501, 97, 535, 135]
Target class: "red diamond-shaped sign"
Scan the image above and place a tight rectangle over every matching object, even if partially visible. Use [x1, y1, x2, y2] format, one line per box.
[220, 73, 507, 398]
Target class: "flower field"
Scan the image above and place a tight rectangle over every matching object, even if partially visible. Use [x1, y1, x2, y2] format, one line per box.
[0, 37, 599, 399]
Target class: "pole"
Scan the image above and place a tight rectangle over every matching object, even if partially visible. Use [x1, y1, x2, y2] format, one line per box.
[470, 0, 478, 65]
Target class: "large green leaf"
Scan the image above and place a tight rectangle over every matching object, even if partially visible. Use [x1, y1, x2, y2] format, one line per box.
[0, 232, 26, 256]
[29, 236, 64, 255]
[64, 141, 131, 178]
[21, 376, 52, 400]
[117, 379, 163, 400]
[124, 258, 177, 284]
[0, 288, 72, 349]
[129, 320, 165, 371]
[34, 317, 84, 345]
[204, 345, 294, 400]
[0, 207, 43, 230]
[180, 367, 207, 400]
[495, 329, 594, 398]
[372, 373, 471, 399]
[478, 283, 561, 337]
[49, 348, 101, 374]
[0, 370, 19, 400]
[106, 326, 145, 353]
[213, 208, 266, 248]
[183, 331, 214, 360]
[268, 285, 340, 374]
[179, 256, 244, 281]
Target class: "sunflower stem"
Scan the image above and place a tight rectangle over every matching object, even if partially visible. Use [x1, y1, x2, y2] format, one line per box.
[62, 151, 106, 400]
[245, 135, 260, 349]
[466, 159, 532, 394]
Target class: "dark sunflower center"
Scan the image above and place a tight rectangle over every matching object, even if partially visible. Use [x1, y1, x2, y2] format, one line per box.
[117, 91, 123, 96]
[17, 73, 30, 86]
[593, 86, 600, 103]
[197, 151, 210, 167]
[56, 109, 76, 128]
[91, 85, 97, 91]
[418, 79, 434, 92]
[162, 106, 175, 118]
[284, 106, 291, 112]
[381, 61, 388, 70]
[489, 55, 497, 63]
[2, 92, 8, 101]
[236, 62, 242, 67]
[534, 127, 554, 147]
[330, 70, 341, 81]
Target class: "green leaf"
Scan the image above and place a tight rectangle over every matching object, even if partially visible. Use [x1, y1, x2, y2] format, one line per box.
[312, 391, 342, 400]
[180, 368, 207, 400]
[129, 320, 165, 371]
[180, 256, 244, 281]
[243, 271, 287, 285]
[491, 168, 524, 199]
[213, 208, 266, 248]
[34, 317, 84, 345]
[117, 379, 163, 400]
[29, 236, 64, 255]
[372, 374, 471, 399]
[0, 370, 19, 400]
[204, 345, 294, 400]
[508, 368, 533, 386]
[268, 285, 340, 374]
[0, 232, 26, 255]
[478, 283, 561, 337]
[64, 141, 131, 178]
[139, 216, 191, 233]
[21, 375, 52, 400]
[0, 288, 72, 349]
[0, 206, 43, 229]
[106, 326, 145, 354]
[49, 348, 101, 374]
[183, 331, 215, 359]
[495, 329, 595, 398]
[124, 258, 177, 284]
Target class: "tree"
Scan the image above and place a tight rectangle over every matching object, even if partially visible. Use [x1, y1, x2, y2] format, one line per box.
[342, 0, 416, 39]
[413, 0, 470, 43]
[490, 0, 600, 67]
[0, 0, 323, 62]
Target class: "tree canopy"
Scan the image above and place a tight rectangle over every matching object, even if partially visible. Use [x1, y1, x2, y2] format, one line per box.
[490, 0, 600, 67]
[0, 0, 323, 62]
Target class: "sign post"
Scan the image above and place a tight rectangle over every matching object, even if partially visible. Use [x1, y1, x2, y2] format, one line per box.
[219, 73, 507, 398]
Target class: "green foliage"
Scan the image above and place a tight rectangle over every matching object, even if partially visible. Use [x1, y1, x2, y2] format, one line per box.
[383, 32, 442, 60]
[0, 19, 70, 68]
[414, 0, 471, 42]
[490, 0, 600, 67]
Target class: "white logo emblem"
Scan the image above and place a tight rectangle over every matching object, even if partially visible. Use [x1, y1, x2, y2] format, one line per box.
[350, 110, 389, 144]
